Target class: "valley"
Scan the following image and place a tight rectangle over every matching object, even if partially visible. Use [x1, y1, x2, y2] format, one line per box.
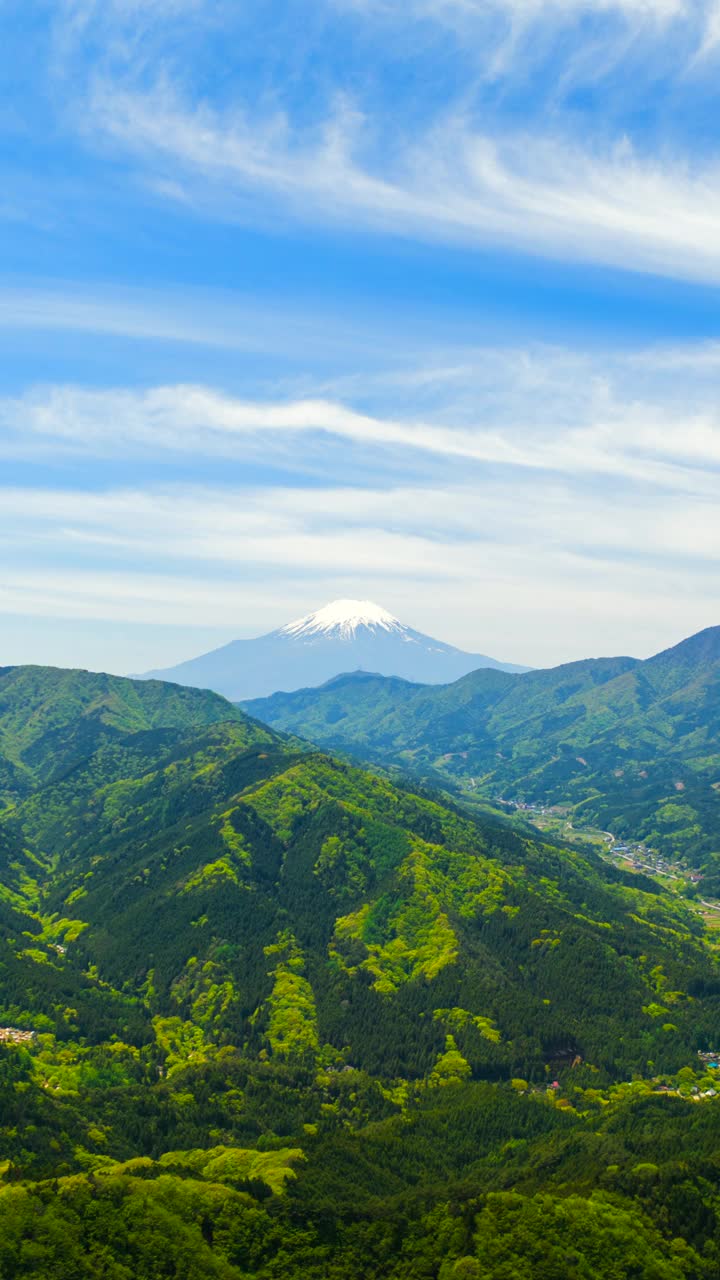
[489, 799, 720, 937]
[245, 624, 720, 897]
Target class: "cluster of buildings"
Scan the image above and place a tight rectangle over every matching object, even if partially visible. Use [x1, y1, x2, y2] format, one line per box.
[611, 844, 674, 874]
[495, 797, 569, 818]
[0, 1026, 35, 1045]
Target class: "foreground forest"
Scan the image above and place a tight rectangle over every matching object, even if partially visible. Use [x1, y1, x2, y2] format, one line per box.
[0, 665, 719, 1277]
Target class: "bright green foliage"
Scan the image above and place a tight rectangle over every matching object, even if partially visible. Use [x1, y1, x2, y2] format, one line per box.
[170, 955, 240, 1031]
[0, 666, 719, 1276]
[466, 1191, 700, 1279]
[243, 768, 325, 842]
[153, 1016, 212, 1076]
[199, 1146, 303, 1192]
[434, 1008, 501, 1043]
[260, 933, 319, 1060]
[154, 1144, 302, 1191]
[314, 833, 368, 898]
[245, 627, 720, 873]
[219, 817, 251, 865]
[0, 1172, 252, 1279]
[429, 1035, 472, 1086]
[182, 856, 241, 892]
[331, 843, 460, 992]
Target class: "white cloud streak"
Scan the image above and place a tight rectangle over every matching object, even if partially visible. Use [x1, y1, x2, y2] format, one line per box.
[2, 477, 719, 567]
[1, 476, 718, 667]
[87, 80, 720, 284]
[0, 284, 392, 362]
[339, 0, 712, 47]
[3, 380, 720, 495]
[1, 361, 718, 663]
[1, 350, 718, 663]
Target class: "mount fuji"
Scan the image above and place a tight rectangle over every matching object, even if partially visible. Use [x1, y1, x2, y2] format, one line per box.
[140, 599, 529, 701]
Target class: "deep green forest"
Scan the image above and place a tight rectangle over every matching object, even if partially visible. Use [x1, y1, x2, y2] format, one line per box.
[1, 664, 719, 1278]
[244, 626, 720, 886]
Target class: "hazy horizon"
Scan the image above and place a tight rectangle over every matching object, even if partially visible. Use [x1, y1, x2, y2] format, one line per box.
[0, 595, 710, 681]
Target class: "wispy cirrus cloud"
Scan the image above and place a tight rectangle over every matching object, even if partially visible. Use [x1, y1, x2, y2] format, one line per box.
[3, 476, 719, 567]
[86, 79, 720, 284]
[0, 284, 392, 363]
[2, 351, 718, 664]
[337, 0, 689, 39]
[3, 375, 720, 496]
[335, 0, 717, 72]
[338, 0, 717, 48]
[39, 0, 720, 287]
[345, 0, 687, 16]
[1, 471, 717, 671]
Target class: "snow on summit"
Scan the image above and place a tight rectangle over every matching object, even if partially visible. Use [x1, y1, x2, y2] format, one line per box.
[279, 600, 404, 640]
[141, 597, 529, 699]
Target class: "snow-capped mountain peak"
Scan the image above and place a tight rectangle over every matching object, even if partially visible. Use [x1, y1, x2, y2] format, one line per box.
[279, 599, 404, 641]
[140, 598, 529, 699]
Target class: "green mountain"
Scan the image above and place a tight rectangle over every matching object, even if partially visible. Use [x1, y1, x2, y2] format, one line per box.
[1, 666, 720, 1278]
[243, 627, 720, 880]
[0, 664, 246, 802]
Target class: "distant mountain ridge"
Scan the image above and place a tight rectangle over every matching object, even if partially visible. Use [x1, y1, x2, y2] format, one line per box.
[243, 625, 720, 879]
[139, 598, 529, 699]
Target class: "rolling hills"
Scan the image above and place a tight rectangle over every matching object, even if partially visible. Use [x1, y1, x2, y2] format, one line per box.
[0, 663, 247, 802]
[2, 664, 712, 1077]
[243, 626, 720, 880]
[1, 664, 720, 1277]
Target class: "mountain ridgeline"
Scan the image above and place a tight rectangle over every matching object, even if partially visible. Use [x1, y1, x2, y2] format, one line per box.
[0, 663, 248, 800]
[244, 625, 720, 880]
[140, 598, 529, 700]
[0, 664, 719, 1277]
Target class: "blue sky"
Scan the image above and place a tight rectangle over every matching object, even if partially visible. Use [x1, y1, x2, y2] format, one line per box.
[2, 0, 720, 671]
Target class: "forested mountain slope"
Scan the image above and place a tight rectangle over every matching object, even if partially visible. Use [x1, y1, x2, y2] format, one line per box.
[244, 627, 720, 876]
[1, 666, 720, 1278]
[0, 664, 246, 802]
[3, 670, 711, 1078]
